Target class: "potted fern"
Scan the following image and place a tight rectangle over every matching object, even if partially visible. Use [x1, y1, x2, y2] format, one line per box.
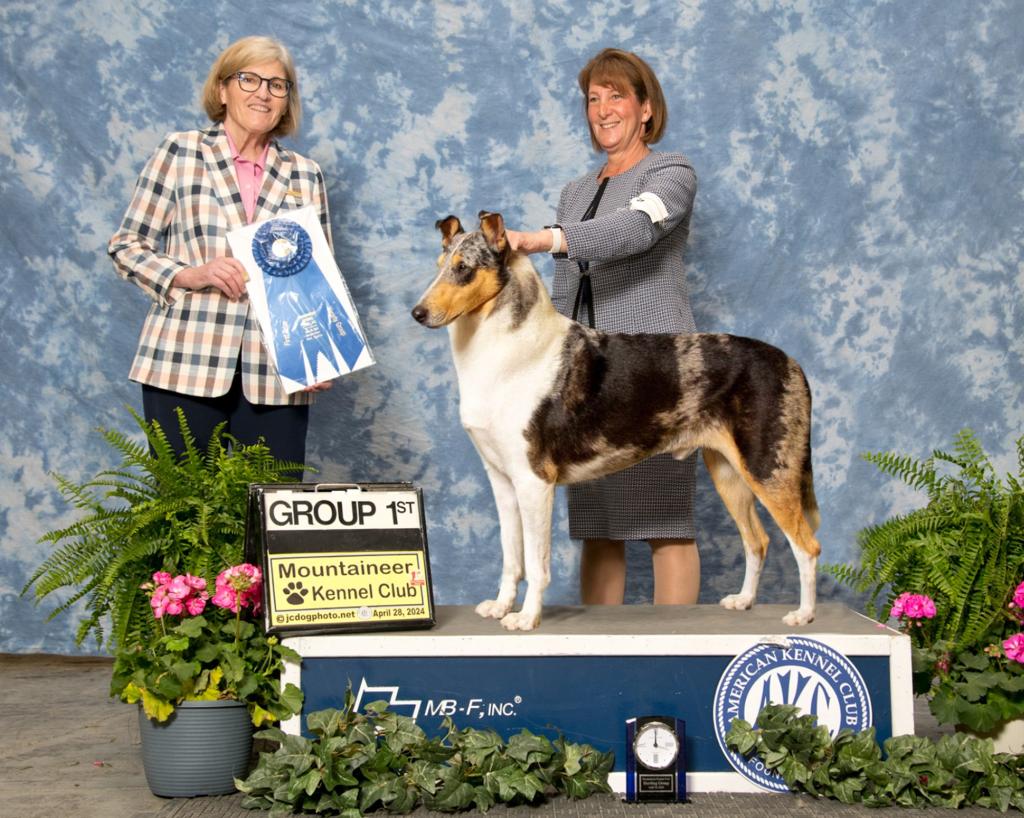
[829, 430, 1024, 749]
[23, 408, 304, 795]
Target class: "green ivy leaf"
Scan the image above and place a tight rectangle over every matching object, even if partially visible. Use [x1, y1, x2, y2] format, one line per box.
[724, 718, 757, 755]
[358, 772, 400, 812]
[459, 728, 504, 766]
[506, 730, 553, 766]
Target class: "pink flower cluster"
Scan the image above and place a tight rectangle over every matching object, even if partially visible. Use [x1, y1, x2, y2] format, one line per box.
[1004, 634, 1024, 664]
[1012, 581, 1024, 615]
[211, 563, 263, 614]
[890, 592, 936, 621]
[143, 572, 208, 618]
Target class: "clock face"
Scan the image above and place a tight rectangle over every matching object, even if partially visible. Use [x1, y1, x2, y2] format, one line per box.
[633, 720, 679, 770]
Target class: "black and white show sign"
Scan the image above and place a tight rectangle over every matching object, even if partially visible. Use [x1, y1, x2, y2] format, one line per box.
[246, 483, 434, 634]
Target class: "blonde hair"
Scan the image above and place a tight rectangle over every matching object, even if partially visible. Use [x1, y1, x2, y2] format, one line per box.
[577, 48, 667, 152]
[201, 36, 301, 138]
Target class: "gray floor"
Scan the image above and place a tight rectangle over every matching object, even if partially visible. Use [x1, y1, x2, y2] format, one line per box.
[0, 652, 1003, 818]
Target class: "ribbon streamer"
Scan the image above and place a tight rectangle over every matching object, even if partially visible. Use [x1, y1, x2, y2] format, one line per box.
[252, 219, 366, 384]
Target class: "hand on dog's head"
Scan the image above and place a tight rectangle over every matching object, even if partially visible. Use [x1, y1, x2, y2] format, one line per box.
[434, 212, 508, 256]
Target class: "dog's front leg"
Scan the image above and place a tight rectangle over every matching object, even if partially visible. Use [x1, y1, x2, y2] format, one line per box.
[474, 460, 524, 621]
[500, 477, 554, 632]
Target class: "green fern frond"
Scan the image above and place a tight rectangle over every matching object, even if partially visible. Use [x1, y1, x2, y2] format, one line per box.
[844, 429, 1024, 651]
[22, 407, 301, 650]
[861, 450, 939, 494]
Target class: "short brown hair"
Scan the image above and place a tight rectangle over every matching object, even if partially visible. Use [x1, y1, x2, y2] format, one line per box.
[201, 36, 301, 138]
[577, 48, 667, 152]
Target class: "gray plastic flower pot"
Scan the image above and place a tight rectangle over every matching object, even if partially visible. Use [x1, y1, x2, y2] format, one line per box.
[138, 699, 253, 797]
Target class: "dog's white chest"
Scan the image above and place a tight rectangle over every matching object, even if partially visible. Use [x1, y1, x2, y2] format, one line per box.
[449, 318, 563, 438]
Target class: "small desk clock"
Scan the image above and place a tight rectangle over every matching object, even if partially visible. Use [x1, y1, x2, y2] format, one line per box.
[625, 715, 686, 802]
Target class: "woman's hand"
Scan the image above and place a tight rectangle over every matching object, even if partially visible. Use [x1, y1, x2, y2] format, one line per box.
[506, 229, 556, 255]
[174, 258, 249, 301]
[302, 381, 333, 393]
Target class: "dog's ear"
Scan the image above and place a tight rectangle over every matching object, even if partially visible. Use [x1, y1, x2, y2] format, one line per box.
[477, 210, 507, 255]
[435, 215, 464, 248]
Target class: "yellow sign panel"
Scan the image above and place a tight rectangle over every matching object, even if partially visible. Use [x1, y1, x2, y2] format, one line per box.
[266, 550, 432, 628]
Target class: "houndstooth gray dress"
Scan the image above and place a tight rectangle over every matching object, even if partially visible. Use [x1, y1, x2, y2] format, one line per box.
[551, 151, 698, 541]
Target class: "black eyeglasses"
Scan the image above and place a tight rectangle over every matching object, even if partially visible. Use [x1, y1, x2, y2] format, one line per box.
[228, 71, 292, 98]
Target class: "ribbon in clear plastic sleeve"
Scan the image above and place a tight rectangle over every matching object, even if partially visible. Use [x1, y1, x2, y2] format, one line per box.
[228, 206, 373, 392]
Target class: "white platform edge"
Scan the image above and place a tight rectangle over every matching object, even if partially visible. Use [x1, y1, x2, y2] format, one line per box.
[282, 630, 903, 657]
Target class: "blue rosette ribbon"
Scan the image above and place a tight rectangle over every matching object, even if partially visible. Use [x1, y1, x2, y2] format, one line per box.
[251, 219, 365, 384]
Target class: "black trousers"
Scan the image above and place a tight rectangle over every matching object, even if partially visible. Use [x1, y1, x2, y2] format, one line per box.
[141, 372, 309, 471]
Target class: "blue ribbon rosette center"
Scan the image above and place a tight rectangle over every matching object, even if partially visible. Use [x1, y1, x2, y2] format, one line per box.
[251, 218, 365, 383]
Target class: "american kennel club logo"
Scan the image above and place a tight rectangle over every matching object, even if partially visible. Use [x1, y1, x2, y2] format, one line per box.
[714, 637, 872, 792]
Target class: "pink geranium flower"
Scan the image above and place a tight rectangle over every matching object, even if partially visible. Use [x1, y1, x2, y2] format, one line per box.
[150, 587, 170, 618]
[1013, 581, 1024, 610]
[166, 575, 193, 600]
[184, 595, 207, 616]
[891, 592, 936, 621]
[184, 574, 207, 591]
[152, 571, 172, 586]
[145, 571, 209, 619]
[212, 563, 263, 614]
[1003, 634, 1024, 664]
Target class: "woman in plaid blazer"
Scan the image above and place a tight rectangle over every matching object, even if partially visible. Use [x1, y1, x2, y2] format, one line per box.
[109, 36, 330, 466]
[508, 48, 701, 607]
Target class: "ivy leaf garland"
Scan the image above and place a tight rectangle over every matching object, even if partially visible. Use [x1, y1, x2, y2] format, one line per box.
[236, 688, 614, 815]
[726, 704, 1024, 811]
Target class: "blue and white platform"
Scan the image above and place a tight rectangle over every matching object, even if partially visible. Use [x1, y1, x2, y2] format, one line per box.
[281, 603, 911, 793]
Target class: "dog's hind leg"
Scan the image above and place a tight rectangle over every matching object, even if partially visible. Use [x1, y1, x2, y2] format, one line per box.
[703, 448, 769, 611]
[475, 460, 524, 621]
[751, 484, 820, 626]
[500, 476, 554, 632]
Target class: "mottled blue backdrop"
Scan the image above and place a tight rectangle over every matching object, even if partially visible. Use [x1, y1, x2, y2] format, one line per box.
[2, 1, 1021, 653]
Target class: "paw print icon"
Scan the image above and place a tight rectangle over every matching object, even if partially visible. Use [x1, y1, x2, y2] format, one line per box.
[283, 581, 308, 605]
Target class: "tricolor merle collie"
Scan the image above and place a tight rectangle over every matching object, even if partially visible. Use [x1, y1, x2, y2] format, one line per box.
[412, 211, 820, 631]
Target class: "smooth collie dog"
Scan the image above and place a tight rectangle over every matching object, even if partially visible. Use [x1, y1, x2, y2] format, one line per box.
[412, 211, 820, 631]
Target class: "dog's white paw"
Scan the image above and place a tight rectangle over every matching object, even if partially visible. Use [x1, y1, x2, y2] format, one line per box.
[720, 593, 754, 611]
[783, 608, 815, 626]
[475, 599, 513, 620]
[500, 610, 540, 631]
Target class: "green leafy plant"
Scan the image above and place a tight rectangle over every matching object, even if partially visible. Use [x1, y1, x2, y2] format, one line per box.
[22, 407, 301, 651]
[827, 429, 1024, 731]
[110, 564, 303, 726]
[23, 408, 304, 727]
[726, 703, 1024, 811]
[236, 688, 614, 815]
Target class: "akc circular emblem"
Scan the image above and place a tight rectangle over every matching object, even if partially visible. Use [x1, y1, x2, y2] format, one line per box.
[713, 637, 872, 792]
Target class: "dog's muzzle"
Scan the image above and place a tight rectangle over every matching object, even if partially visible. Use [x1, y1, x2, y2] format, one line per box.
[411, 305, 429, 325]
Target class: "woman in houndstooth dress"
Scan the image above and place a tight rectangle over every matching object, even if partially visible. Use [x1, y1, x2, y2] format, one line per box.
[508, 48, 700, 606]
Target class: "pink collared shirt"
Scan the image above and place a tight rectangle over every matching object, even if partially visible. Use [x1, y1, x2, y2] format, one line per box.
[225, 130, 270, 223]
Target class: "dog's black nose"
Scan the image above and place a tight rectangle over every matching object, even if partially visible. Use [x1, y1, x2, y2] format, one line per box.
[411, 305, 428, 324]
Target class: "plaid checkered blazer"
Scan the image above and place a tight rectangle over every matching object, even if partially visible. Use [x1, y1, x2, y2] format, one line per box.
[109, 122, 332, 405]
